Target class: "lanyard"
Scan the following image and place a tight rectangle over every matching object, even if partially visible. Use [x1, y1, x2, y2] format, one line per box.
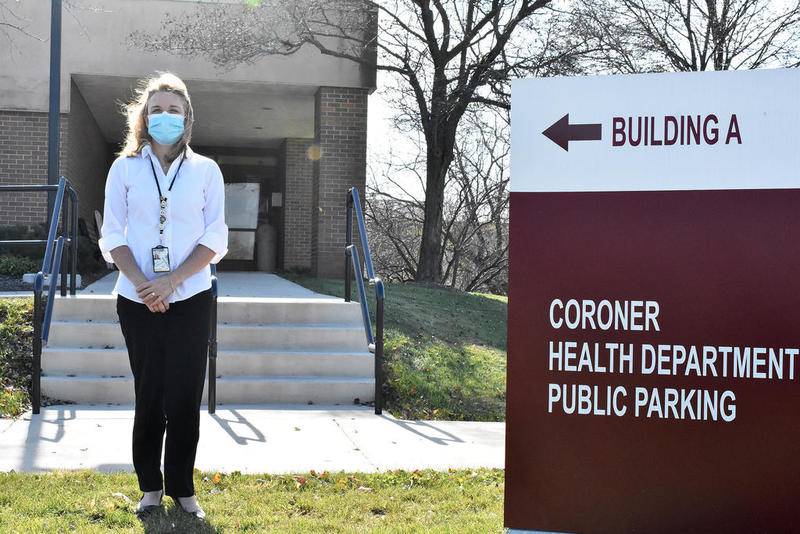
[148, 149, 186, 199]
[149, 150, 186, 243]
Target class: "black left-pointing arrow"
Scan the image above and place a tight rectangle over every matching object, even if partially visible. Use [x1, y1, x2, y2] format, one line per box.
[542, 114, 602, 151]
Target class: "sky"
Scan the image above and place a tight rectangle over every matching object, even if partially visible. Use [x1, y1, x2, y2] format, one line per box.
[365, 68, 426, 200]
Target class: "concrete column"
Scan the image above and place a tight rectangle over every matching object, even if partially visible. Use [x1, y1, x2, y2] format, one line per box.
[312, 86, 369, 279]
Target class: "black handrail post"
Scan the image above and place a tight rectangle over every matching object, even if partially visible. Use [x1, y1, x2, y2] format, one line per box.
[375, 281, 384, 415]
[32, 276, 43, 415]
[70, 187, 78, 295]
[60, 179, 67, 297]
[208, 263, 218, 414]
[344, 190, 353, 303]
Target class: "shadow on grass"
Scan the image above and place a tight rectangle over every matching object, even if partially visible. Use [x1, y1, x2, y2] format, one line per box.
[137, 502, 218, 534]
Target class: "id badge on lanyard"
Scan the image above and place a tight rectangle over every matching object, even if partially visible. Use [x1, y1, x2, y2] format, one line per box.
[149, 151, 185, 273]
[152, 244, 171, 272]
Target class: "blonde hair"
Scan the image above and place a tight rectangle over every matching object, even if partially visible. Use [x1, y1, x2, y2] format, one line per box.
[117, 71, 195, 161]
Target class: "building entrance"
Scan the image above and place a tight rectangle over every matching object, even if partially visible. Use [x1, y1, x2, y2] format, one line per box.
[203, 147, 281, 272]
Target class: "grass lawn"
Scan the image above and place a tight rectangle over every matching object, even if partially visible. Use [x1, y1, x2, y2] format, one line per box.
[279, 272, 508, 422]
[0, 468, 505, 533]
[0, 297, 36, 418]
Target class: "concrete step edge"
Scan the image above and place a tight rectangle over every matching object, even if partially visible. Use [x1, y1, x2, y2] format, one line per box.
[48, 320, 367, 329]
[53, 295, 359, 305]
[41, 374, 375, 383]
[42, 347, 374, 357]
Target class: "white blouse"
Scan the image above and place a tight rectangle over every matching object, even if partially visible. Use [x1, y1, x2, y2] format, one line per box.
[98, 142, 229, 304]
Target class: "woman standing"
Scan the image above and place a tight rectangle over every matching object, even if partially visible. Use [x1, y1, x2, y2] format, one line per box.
[98, 71, 229, 520]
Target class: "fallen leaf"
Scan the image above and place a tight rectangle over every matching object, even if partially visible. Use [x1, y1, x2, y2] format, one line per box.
[111, 492, 132, 504]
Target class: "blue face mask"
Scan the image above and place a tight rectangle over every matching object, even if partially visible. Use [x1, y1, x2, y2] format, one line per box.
[147, 111, 185, 145]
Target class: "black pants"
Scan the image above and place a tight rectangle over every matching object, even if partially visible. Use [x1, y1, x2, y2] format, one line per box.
[116, 287, 212, 498]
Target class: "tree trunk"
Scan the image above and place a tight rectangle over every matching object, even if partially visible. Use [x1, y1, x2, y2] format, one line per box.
[416, 143, 448, 283]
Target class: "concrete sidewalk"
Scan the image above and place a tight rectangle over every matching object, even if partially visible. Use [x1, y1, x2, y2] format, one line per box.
[0, 404, 504, 475]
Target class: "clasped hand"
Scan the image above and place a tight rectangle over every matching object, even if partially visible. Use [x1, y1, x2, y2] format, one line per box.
[135, 274, 176, 313]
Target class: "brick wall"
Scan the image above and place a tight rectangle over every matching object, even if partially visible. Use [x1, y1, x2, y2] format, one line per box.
[0, 110, 69, 227]
[280, 138, 314, 271]
[312, 86, 368, 279]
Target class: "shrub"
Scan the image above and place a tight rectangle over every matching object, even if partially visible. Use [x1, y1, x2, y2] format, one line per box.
[0, 298, 33, 414]
[0, 222, 109, 276]
[0, 223, 47, 260]
[0, 255, 41, 277]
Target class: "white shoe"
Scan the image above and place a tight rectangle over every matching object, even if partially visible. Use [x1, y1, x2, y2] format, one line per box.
[135, 489, 163, 517]
[176, 494, 206, 520]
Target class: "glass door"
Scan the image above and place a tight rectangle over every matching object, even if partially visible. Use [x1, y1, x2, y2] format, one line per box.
[224, 182, 260, 261]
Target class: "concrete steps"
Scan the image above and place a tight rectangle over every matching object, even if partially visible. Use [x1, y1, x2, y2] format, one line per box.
[40, 293, 375, 405]
[41, 374, 375, 405]
[47, 321, 369, 352]
[42, 348, 373, 377]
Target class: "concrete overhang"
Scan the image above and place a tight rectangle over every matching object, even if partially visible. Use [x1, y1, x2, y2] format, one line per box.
[73, 74, 316, 149]
[0, 0, 376, 114]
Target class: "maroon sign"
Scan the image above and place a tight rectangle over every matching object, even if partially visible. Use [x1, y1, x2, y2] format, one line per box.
[504, 189, 800, 532]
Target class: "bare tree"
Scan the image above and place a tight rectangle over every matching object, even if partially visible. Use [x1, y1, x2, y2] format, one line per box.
[0, 0, 40, 49]
[363, 195, 422, 281]
[442, 106, 509, 293]
[574, 0, 800, 73]
[126, 0, 584, 284]
[365, 127, 429, 283]
[365, 103, 509, 293]
[1, 1, 108, 61]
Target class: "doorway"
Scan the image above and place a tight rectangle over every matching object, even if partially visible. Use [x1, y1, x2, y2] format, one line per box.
[200, 147, 280, 271]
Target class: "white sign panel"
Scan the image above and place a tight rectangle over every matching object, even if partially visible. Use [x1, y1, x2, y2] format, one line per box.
[511, 68, 800, 193]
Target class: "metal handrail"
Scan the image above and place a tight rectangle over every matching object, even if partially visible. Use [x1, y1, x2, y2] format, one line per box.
[0, 178, 79, 298]
[345, 186, 386, 415]
[40, 236, 65, 343]
[0, 176, 80, 414]
[207, 263, 219, 414]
